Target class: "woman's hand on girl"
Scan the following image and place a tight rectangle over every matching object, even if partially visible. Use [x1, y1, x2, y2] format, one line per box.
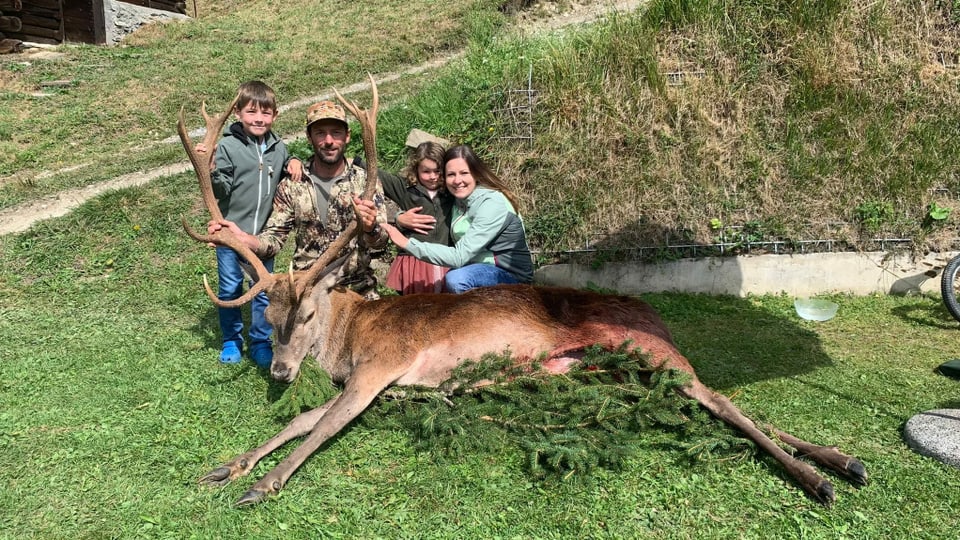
[396, 206, 436, 234]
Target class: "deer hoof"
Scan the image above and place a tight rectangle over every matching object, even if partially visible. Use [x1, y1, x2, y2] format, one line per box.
[845, 458, 868, 486]
[235, 488, 270, 507]
[813, 480, 836, 507]
[198, 467, 233, 487]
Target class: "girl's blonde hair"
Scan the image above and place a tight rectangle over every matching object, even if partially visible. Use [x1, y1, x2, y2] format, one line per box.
[444, 145, 521, 212]
[401, 141, 446, 187]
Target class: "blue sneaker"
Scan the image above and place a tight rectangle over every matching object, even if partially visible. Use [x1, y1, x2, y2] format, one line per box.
[219, 342, 242, 364]
[249, 343, 273, 369]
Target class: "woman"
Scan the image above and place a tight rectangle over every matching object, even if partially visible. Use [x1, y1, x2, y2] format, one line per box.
[382, 145, 533, 293]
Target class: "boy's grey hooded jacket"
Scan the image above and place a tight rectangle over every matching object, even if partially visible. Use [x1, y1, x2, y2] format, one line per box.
[211, 122, 291, 235]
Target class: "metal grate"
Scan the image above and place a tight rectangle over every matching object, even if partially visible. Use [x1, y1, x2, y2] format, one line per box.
[494, 65, 537, 144]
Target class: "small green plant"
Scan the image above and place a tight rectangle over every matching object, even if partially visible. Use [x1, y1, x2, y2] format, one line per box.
[710, 219, 770, 253]
[272, 357, 338, 419]
[527, 196, 594, 252]
[285, 137, 314, 161]
[855, 200, 895, 235]
[922, 201, 952, 230]
[936, 0, 960, 25]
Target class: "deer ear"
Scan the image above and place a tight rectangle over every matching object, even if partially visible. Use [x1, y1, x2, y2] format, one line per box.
[319, 269, 341, 291]
[318, 253, 353, 291]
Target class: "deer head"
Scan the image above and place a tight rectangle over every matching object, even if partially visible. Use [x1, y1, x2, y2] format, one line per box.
[179, 76, 381, 379]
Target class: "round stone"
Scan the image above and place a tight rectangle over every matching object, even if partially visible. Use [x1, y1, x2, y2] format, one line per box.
[903, 409, 960, 469]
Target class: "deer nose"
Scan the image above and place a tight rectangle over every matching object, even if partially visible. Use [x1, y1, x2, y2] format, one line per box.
[271, 364, 292, 382]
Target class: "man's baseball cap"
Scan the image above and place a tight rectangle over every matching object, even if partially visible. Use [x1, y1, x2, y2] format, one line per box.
[305, 100, 348, 131]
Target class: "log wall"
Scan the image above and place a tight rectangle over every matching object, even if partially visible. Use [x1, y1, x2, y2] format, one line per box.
[0, 0, 184, 46]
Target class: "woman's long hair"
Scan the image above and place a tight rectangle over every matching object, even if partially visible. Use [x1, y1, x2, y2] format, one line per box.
[443, 145, 521, 212]
[401, 141, 446, 188]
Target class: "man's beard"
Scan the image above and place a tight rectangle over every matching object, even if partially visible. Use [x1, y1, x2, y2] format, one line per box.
[315, 147, 344, 165]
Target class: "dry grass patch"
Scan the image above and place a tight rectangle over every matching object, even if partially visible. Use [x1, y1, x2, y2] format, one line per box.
[497, 1, 960, 258]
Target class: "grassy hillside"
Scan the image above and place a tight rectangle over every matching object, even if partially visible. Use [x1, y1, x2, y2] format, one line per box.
[0, 0, 501, 207]
[487, 0, 960, 259]
[2, 1, 958, 261]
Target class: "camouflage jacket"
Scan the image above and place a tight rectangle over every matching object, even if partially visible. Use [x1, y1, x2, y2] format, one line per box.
[255, 156, 388, 293]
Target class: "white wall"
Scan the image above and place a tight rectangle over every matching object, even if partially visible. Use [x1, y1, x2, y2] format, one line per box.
[534, 251, 960, 297]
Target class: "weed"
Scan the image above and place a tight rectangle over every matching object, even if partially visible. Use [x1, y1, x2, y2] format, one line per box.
[855, 200, 895, 235]
[923, 201, 952, 230]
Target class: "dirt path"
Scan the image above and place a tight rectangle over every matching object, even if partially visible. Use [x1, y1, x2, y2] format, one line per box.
[0, 0, 641, 237]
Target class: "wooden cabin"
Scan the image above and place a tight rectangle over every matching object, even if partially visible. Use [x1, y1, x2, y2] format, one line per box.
[0, 0, 185, 46]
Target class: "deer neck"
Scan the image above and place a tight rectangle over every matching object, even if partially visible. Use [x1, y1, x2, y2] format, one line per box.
[314, 287, 366, 382]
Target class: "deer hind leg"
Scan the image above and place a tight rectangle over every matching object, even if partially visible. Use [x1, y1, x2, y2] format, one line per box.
[769, 427, 868, 487]
[680, 378, 840, 506]
[199, 394, 341, 487]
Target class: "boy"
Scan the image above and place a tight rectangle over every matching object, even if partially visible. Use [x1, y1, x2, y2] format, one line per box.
[205, 80, 302, 367]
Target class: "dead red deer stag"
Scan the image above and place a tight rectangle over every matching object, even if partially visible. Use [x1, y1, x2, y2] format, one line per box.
[177, 77, 867, 507]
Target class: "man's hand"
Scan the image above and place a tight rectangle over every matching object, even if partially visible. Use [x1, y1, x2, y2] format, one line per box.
[207, 218, 242, 236]
[396, 206, 437, 235]
[195, 142, 216, 171]
[206, 219, 258, 250]
[353, 197, 378, 233]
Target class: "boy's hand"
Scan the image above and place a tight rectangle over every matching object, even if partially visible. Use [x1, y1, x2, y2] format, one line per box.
[286, 159, 303, 181]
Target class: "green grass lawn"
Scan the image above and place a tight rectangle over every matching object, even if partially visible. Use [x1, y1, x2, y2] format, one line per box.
[0, 172, 958, 539]
[2, 1, 960, 537]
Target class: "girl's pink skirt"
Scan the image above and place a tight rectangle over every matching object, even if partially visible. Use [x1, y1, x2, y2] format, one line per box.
[385, 254, 449, 295]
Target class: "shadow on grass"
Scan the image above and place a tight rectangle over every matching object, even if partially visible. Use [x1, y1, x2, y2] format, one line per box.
[535, 220, 836, 390]
[643, 292, 834, 390]
[889, 299, 960, 330]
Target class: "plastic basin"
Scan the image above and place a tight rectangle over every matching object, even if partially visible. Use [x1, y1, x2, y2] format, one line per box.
[794, 298, 839, 321]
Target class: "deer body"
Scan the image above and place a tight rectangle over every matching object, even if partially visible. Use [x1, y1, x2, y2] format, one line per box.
[276, 283, 683, 387]
[179, 79, 866, 507]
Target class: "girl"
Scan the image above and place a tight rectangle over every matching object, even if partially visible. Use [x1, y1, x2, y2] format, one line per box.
[380, 142, 454, 294]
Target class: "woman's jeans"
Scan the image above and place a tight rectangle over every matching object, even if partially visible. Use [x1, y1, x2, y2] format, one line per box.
[444, 263, 520, 294]
[216, 247, 274, 349]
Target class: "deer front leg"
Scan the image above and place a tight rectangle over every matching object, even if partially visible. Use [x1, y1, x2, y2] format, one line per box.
[235, 369, 391, 506]
[199, 394, 341, 487]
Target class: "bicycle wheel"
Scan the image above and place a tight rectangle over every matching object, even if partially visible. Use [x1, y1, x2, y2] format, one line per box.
[941, 254, 960, 323]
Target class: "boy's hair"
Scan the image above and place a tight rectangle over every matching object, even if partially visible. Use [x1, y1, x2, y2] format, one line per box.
[402, 141, 446, 188]
[235, 80, 277, 113]
[444, 145, 521, 212]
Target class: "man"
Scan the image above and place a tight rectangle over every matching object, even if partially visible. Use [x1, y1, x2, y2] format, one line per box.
[213, 100, 389, 299]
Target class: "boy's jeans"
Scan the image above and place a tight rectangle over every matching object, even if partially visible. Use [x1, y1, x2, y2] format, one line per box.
[216, 247, 274, 349]
[444, 263, 520, 294]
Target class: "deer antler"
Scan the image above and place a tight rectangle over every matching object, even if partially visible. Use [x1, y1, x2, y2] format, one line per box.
[298, 74, 381, 292]
[178, 96, 278, 307]
[334, 73, 379, 200]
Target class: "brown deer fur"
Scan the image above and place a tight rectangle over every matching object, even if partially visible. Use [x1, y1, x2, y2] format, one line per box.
[178, 78, 867, 507]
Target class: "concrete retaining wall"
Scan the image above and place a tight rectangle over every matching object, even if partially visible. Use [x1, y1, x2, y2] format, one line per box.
[534, 251, 960, 297]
